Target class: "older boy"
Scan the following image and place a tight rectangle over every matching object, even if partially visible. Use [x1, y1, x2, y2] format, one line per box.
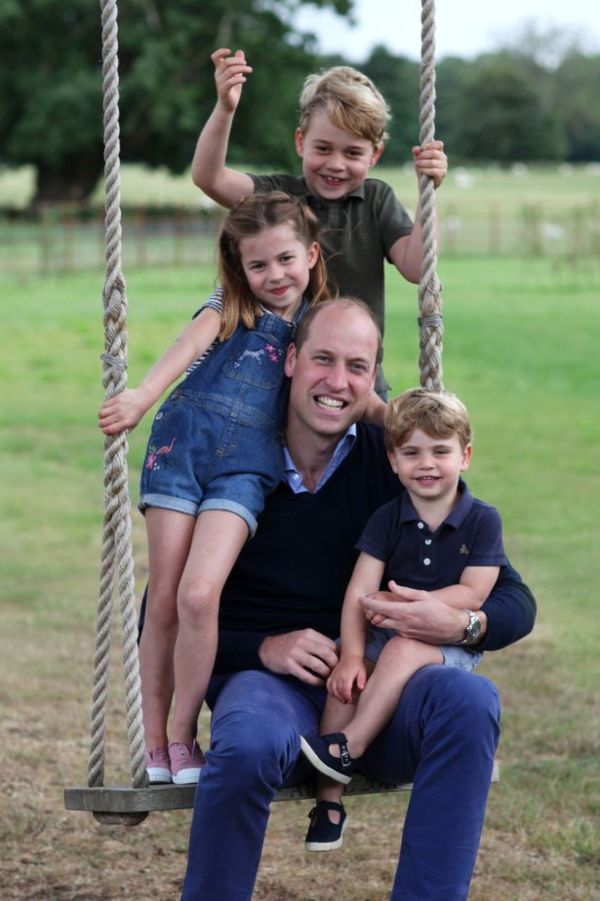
[300, 389, 507, 850]
[192, 50, 448, 394]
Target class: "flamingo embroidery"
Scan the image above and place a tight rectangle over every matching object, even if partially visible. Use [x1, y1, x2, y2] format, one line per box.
[146, 436, 176, 471]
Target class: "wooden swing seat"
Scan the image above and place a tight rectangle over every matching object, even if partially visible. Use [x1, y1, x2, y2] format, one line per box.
[64, 762, 499, 825]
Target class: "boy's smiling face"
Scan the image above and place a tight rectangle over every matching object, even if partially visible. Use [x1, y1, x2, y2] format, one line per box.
[295, 109, 383, 200]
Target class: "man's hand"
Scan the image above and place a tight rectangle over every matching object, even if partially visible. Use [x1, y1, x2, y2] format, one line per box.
[361, 581, 486, 645]
[212, 48, 253, 114]
[258, 629, 339, 686]
[327, 655, 367, 704]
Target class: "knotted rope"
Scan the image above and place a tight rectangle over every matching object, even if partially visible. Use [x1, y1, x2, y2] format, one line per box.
[417, 0, 444, 391]
[87, 0, 147, 798]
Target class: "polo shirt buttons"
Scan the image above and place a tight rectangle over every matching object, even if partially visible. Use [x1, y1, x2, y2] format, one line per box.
[417, 522, 425, 529]
[424, 558, 431, 566]
[424, 538, 432, 545]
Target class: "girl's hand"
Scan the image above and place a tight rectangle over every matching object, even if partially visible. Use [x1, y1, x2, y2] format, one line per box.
[326, 655, 367, 704]
[211, 48, 253, 113]
[98, 388, 149, 435]
[412, 140, 448, 188]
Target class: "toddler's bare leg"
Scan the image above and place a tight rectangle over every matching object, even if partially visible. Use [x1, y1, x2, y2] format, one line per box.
[343, 637, 443, 758]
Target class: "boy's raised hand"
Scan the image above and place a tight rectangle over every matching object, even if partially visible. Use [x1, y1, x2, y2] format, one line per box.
[412, 140, 448, 188]
[212, 48, 253, 113]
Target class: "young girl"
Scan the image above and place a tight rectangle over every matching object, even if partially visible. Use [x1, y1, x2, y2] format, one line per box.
[99, 192, 329, 784]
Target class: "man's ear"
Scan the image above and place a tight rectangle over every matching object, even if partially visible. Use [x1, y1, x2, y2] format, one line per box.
[284, 342, 297, 378]
[294, 127, 305, 158]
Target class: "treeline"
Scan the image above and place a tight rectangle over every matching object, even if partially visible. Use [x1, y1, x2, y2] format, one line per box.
[1, 0, 598, 205]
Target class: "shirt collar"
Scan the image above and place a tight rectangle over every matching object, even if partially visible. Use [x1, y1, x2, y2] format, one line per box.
[399, 478, 473, 529]
[283, 424, 357, 494]
[298, 177, 366, 205]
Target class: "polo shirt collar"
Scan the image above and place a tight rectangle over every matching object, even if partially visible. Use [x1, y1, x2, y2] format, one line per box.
[399, 479, 474, 529]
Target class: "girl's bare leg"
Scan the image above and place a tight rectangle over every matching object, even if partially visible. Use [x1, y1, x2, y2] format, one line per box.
[141, 508, 196, 749]
[169, 509, 249, 745]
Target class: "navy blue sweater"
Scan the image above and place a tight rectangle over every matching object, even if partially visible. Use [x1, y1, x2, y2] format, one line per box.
[216, 425, 536, 673]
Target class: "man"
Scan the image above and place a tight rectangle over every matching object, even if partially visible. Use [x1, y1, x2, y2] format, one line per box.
[181, 298, 536, 900]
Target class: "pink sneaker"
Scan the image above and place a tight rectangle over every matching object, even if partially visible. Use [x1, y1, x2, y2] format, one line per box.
[145, 745, 171, 784]
[169, 740, 205, 785]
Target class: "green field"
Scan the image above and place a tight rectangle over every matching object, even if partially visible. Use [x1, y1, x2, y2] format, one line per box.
[0, 250, 598, 898]
[1, 163, 600, 276]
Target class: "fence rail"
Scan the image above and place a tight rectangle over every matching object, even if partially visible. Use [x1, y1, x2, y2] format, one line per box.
[1, 203, 599, 277]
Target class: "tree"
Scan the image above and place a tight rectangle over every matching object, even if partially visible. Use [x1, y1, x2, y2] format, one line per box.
[0, 0, 352, 205]
[456, 54, 564, 164]
[361, 46, 419, 164]
[554, 53, 600, 162]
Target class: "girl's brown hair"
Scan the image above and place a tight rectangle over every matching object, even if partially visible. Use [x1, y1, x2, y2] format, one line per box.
[218, 192, 330, 340]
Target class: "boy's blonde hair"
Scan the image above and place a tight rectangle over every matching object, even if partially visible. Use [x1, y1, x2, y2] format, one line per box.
[299, 66, 390, 146]
[384, 389, 473, 452]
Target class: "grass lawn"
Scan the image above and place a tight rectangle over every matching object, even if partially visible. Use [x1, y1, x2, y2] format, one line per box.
[0, 257, 598, 899]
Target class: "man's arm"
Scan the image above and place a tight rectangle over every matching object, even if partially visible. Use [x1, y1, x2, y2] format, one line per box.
[360, 560, 536, 651]
[191, 48, 254, 206]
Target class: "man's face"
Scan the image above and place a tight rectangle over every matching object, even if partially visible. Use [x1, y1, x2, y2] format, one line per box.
[285, 304, 378, 440]
[295, 110, 383, 201]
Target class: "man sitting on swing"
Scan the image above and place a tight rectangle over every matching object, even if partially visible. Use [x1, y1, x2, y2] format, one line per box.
[180, 298, 536, 901]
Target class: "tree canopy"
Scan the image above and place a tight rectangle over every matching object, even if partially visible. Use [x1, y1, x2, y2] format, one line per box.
[0, 0, 351, 203]
[1, 3, 598, 205]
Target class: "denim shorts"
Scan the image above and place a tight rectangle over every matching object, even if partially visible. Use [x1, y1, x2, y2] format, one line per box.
[364, 625, 482, 672]
[138, 390, 284, 536]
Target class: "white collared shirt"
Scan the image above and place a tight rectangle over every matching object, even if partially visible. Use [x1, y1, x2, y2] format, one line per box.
[283, 424, 357, 494]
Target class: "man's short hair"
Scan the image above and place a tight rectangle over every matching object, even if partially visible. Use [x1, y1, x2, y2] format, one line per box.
[293, 297, 383, 368]
[298, 66, 390, 146]
[384, 388, 473, 451]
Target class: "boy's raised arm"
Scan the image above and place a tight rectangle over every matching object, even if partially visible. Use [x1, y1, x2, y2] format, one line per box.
[192, 48, 255, 208]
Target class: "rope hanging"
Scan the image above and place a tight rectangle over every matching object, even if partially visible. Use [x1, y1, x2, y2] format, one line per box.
[417, 0, 444, 391]
[87, 0, 147, 816]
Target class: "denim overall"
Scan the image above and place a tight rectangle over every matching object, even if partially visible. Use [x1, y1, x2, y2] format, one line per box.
[139, 302, 306, 534]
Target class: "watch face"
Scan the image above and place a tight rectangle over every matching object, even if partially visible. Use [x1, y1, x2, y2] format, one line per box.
[467, 615, 481, 641]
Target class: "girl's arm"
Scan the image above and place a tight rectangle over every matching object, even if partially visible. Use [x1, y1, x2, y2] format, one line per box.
[98, 307, 221, 435]
[430, 565, 501, 611]
[327, 553, 385, 703]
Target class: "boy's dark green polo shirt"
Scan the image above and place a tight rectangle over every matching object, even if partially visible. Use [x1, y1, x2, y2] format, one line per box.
[250, 174, 413, 340]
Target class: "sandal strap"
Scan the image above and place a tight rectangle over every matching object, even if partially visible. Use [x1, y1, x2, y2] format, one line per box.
[322, 731, 353, 768]
[308, 800, 345, 819]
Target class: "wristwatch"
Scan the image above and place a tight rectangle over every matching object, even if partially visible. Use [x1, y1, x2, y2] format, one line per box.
[460, 610, 481, 645]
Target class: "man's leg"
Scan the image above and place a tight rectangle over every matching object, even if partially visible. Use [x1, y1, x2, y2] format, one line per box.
[181, 671, 324, 901]
[360, 665, 501, 901]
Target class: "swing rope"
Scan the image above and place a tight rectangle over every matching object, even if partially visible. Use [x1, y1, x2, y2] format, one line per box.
[417, 0, 444, 391]
[88, 0, 147, 795]
[83, 0, 443, 805]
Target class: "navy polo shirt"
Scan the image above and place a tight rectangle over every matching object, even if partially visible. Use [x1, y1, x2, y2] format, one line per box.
[356, 479, 507, 590]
